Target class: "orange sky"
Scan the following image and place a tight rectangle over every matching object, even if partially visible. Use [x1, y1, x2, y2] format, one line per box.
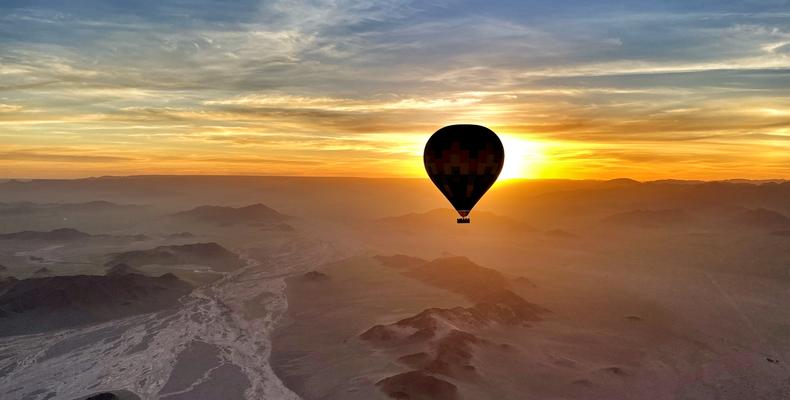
[2, 2, 789, 180]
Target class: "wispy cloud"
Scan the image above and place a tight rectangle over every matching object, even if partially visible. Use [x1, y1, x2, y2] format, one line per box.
[1, 0, 790, 178]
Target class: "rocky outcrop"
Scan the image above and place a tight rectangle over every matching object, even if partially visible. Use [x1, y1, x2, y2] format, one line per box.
[364, 255, 546, 400]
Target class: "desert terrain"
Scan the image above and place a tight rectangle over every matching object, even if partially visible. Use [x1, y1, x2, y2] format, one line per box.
[1, 176, 789, 399]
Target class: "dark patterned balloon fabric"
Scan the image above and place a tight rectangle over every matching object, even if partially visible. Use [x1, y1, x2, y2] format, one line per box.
[423, 125, 505, 223]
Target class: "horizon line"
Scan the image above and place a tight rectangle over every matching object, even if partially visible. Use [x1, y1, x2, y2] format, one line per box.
[2, 174, 789, 184]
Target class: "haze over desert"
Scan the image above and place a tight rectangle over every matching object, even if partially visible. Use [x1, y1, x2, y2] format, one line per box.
[3, 0, 790, 399]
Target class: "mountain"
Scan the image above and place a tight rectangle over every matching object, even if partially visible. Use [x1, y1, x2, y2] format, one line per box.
[0, 273, 192, 336]
[105, 242, 243, 272]
[0, 228, 91, 241]
[171, 203, 287, 226]
[601, 209, 694, 229]
[489, 180, 790, 228]
[360, 291, 544, 345]
[376, 255, 512, 301]
[727, 208, 790, 230]
[0, 228, 148, 242]
[0, 201, 143, 217]
[364, 255, 546, 400]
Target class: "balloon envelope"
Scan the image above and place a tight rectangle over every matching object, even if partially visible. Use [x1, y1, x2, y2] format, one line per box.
[423, 125, 504, 220]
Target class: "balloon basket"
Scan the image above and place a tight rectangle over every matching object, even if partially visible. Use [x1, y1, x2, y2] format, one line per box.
[457, 217, 470, 224]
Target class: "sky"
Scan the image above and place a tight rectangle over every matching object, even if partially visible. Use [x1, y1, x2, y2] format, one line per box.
[1, 0, 789, 180]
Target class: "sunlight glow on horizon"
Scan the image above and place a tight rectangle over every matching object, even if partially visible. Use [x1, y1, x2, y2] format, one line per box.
[1, 1, 789, 180]
[498, 135, 546, 180]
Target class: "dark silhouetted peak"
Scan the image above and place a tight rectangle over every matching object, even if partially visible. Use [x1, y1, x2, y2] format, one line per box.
[649, 179, 705, 185]
[172, 203, 286, 226]
[604, 178, 640, 186]
[34, 267, 52, 276]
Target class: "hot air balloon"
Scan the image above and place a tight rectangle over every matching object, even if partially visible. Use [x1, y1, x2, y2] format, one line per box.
[423, 125, 505, 223]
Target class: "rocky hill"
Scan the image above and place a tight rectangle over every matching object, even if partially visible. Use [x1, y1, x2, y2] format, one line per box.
[0, 272, 192, 336]
[105, 242, 243, 272]
[364, 255, 546, 399]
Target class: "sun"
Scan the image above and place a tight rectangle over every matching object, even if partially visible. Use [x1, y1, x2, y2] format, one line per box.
[498, 135, 545, 180]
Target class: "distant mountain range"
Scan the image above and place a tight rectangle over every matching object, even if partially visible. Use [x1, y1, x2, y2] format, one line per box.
[0, 201, 144, 217]
[597, 207, 790, 231]
[171, 203, 289, 227]
[3, 176, 790, 222]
